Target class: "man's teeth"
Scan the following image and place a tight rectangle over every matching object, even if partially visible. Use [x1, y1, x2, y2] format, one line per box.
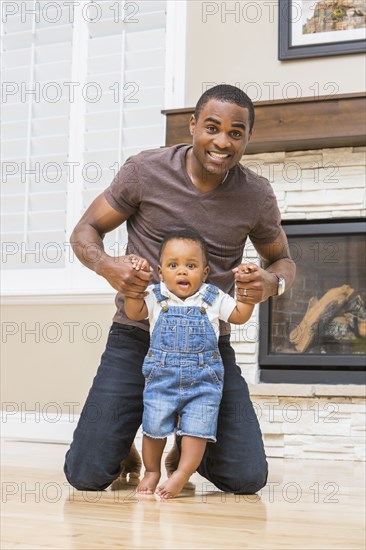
[209, 152, 229, 159]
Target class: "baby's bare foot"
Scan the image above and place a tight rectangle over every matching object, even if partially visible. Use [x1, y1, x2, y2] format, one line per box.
[156, 470, 190, 499]
[137, 471, 161, 494]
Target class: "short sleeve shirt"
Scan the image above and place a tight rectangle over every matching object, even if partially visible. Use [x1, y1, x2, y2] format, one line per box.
[104, 144, 282, 334]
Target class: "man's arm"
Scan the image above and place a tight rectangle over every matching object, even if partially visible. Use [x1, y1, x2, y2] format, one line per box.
[70, 193, 152, 298]
[233, 227, 296, 305]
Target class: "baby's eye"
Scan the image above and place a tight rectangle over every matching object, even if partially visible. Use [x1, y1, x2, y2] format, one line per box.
[187, 263, 196, 269]
[168, 262, 177, 268]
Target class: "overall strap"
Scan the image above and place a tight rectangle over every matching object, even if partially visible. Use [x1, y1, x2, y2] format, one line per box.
[200, 284, 220, 314]
[152, 283, 169, 312]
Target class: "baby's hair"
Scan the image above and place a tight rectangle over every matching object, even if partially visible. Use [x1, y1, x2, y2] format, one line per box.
[159, 229, 209, 266]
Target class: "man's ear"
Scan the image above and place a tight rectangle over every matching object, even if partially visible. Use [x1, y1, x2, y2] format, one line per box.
[203, 265, 210, 281]
[157, 265, 163, 280]
[189, 114, 196, 136]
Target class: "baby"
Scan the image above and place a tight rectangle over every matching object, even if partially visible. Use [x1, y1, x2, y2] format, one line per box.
[125, 229, 255, 498]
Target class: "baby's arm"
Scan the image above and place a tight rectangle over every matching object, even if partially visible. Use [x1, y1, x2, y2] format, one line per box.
[228, 264, 255, 325]
[124, 255, 151, 321]
[227, 300, 254, 325]
[124, 296, 148, 321]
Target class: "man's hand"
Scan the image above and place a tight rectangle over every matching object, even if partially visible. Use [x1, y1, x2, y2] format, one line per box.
[96, 254, 153, 298]
[232, 263, 278, 305]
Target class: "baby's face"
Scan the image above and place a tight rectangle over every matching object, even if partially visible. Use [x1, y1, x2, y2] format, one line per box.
[158, 238, 209, 299]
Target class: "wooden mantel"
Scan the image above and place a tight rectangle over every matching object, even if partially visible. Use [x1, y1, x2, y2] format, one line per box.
[162, 92, 366, 154]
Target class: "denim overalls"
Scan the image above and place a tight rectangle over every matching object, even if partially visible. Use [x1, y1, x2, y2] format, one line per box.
[142, 283, 225, 442]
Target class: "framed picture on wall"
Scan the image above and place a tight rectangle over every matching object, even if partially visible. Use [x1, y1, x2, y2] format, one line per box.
[278, 0, 366, 59]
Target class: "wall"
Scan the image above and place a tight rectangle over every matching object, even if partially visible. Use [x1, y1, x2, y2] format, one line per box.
[249, 385, 366, 461]
[185, 1, 366, 105]
[1, 302, 115, 416]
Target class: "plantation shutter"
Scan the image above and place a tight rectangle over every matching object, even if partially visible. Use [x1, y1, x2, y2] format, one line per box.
[1, 2, 73, 270]
[1, 0, 171, 292]
[82, 0, 167, 255]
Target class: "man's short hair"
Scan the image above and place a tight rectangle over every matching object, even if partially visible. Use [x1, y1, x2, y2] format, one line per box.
[194, 84, 255, 133]
[159, 229, 209, 266]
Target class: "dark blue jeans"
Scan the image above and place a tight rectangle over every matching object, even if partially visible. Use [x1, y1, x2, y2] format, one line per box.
[64, 323, 268, 493]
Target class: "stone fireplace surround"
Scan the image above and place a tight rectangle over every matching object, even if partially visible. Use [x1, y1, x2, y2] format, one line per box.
[238, 146, 365, 461]
[163, 94, 366, 460]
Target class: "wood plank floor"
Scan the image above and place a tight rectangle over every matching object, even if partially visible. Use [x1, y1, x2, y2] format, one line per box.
[1, 439, 365, 549]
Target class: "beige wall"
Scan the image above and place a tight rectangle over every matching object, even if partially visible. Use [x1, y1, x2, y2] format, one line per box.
[1, 302, 115, 415]
[185, 1, 365, 105]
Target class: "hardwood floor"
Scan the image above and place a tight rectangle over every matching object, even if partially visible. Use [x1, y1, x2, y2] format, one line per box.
[1, 439, 365, 549]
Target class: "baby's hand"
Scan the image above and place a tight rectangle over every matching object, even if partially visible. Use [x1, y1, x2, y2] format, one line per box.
[233, 263, 257, 275]
[129, 255, 152, 272]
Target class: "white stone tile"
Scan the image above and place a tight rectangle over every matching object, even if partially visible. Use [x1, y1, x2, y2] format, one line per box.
[322, 147, 353, 157]
[259, 420, 284, 435]
[263, 433, 284, 446]
[232, 341, 257, 354]
[241, 151, 286, 163]
[281, 212, 305, 219]
[265, 447, 285, 458]
[285, 434, 353, 452]
[283, 411, 351, 436]
[286, 189, 364, 207]
[323, 148, 366, 166]
[305, 211, 333, 219]
[248, 383, 314, 397]
[353, 444, 366, 461]
[336, 403, 366, 414]
[283, 155, 323, 169]
[286, 149, 325, 158]
[332, 209, 364, 217]
[314, 385, 366, 397]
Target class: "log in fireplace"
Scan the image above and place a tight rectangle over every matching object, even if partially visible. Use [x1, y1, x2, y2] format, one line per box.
[259, 219, 366, 384]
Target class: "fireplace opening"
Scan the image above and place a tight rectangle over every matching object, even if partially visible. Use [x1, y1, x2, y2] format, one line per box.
[259, 219, 366, 384]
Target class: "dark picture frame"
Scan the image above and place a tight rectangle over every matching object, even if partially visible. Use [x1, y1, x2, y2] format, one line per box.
[278, 0, 366, 60]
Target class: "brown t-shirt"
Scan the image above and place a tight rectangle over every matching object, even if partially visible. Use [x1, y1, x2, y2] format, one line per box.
[104, 143, 281, 334]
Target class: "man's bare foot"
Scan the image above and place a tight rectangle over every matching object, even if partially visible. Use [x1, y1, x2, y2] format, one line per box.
[137, 471, 161, 494]
[155, 470, 190, 499]
[110, 442, 142, 490]
[164, 441, 180, 477]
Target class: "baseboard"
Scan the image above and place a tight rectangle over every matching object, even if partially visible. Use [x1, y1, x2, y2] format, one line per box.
[1, 411, 80, 443]
[1, 411, 144, 448]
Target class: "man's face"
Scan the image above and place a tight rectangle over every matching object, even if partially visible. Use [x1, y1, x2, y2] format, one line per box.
[190, 99, 252, 178]
[158, 238, 209, 300]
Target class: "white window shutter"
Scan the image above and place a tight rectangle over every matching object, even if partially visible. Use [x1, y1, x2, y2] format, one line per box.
[1, 0, 185, 295]
[1, 1, 73, 271]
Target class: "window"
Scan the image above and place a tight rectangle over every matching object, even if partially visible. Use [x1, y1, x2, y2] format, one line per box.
[1, 0, 186, 296]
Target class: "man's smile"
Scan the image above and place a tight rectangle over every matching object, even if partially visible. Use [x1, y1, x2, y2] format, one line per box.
[207, 151, 230, 161]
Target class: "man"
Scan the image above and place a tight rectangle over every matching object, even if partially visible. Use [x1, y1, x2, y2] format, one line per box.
[64, 84, 295, 493]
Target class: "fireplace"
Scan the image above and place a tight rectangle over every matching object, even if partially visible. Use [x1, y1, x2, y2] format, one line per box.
[259, 219, 366, 384]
